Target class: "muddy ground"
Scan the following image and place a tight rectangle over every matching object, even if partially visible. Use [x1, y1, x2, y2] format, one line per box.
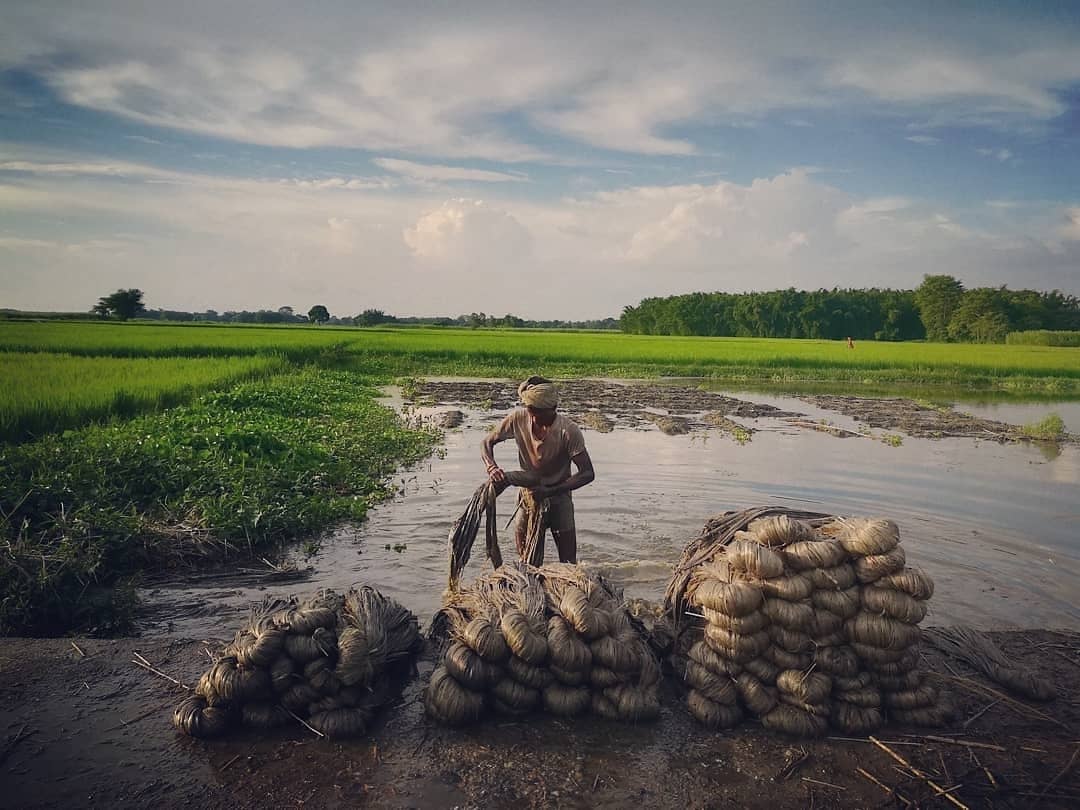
[2, 630, 1078, 809]
[410, 379, 1077, 444]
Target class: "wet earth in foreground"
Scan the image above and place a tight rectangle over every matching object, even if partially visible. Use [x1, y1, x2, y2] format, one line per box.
[1, 630, 1079, 809]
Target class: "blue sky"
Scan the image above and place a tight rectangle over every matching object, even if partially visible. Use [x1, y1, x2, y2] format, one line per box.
[1, 1, 1078, 319]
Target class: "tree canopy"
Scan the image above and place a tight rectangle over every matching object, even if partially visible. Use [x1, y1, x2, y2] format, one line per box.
[307, 305, 330, 324]
[93, 289, 145, 321]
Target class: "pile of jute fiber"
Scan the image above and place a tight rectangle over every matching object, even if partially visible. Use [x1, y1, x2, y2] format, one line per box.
[426, 561, 661, 724]
[666, 506, 949, 737]
[173, 586, 420, 739]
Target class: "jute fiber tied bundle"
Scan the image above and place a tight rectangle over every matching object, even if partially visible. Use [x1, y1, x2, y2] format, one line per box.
[742, 656, 779, 684]
[684, 659, 738, 705]
[542, 683, 591, 716]
[547, 615, 593, 672]
[764, 645, 812, 671]
[444, 641, 502, 690]
[174, 695, 233, 738]
[507, 654, 554, 690]
[875, 567, 934, 600]
[883, 683, 938, 710]
[701, 607, 769, 635]
[704, 625, 771, 663]
[806, 563, 857, 591]
[735, 672, 779, 716]
[604, 684, 661, 722]
[691, 571, 763, 617]
[746, 515, 817, 548]
[761, 598, 814, 631]
[688, 639, 743, 678]
[813, 645, 860, 678]
[845, 612, 922, 651]
[769, 625, 814, 654]
[861, 586, 928, 624]
[853, 547, 907, 584]
[425, 665, 484, 725]
[668, 507, 947, 737]
[725, 540, 785, 579]
[175, 587, 419, 739]
[307, 707, 368, 739]
[241, 702, 291, 730]
[762, 704, 828, 737]
[759, 573, 814, 601]
[776, 670, 831, 705]
[429, 561, 661, 725]
[831, 702, 884, 734]
[833, 685, 881, 708]
[889, 703, 953, 727]
[837, 518, 900, 557]
[811, 586, 860, 619]
[781, 540, 847, 572]
[834, 672, 872, 691]
[688, 691, 744, 729]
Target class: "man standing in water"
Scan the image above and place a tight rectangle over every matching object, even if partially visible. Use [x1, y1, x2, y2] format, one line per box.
[482, 376, 595, 564]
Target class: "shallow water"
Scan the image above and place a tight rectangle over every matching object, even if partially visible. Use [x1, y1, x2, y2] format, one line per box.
[142, 389, 1080, 639]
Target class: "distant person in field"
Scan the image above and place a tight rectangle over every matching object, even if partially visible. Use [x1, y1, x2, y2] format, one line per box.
[481, 376, 595, 564]
[847, 336, 855, 349]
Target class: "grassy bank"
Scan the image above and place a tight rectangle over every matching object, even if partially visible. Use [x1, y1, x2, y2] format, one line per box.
[0, 368, 439, 635]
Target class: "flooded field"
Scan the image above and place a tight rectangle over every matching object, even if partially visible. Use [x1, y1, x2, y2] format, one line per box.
[142, 381, 1080, 638]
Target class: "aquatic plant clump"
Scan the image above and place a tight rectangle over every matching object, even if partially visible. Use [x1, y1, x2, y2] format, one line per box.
[666, 506, 952, 737]
[0, 368, 441, 636]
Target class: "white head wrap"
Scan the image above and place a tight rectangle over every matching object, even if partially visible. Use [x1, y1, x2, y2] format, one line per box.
[518, 379, 559, 409]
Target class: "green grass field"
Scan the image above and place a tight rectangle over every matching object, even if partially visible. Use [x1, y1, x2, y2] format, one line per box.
[0, 352, 288, 443]
[2, 322, 1078, 445]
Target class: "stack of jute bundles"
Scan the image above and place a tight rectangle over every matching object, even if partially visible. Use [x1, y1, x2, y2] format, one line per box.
[425, 561, 660, 725]
[174, 587, 420, 739]
[668, 507, 947, 737]
[838, 518, 947, 727]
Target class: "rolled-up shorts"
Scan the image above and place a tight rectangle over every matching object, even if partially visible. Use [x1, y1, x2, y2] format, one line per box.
[516, 491, 575, 535]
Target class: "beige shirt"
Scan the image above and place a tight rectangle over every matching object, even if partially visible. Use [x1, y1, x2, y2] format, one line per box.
[490, 409, 587, 487]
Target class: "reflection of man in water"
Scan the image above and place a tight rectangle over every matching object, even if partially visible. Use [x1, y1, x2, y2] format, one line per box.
[481, 376, 595, 564]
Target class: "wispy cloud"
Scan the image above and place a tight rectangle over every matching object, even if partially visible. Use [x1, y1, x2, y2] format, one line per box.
[373, 158, 527, 183]
[976, 147, 1014, 161]
[906, 135, 940, 145]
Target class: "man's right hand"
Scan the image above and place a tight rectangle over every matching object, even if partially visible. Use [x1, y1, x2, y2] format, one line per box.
[487, 465, 506, 483]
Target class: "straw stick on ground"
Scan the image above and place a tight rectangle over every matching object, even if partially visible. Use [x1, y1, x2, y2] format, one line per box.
[869, 736, 969, 810]
[856, 767, 913, 807]
[132, 652, 190, 691]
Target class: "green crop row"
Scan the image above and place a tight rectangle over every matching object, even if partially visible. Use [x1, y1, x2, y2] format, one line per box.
[0, 352, 290, 443]
[1006, 330, 1080, 347]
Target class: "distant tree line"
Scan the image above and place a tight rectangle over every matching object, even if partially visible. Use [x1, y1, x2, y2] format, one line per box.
[76, 292, 619, 330]
[620, 276, 1080, 343]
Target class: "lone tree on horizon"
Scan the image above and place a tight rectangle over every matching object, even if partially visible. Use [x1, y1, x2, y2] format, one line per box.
[308, 304, 330, 324]
[93, 288, 145, 320]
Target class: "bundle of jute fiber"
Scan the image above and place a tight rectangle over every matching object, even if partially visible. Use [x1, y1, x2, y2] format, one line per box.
[174, 587, 420, 739]
[426, 561, 660, 724]
[666, 506, 950, 737]
[833, 519, 950, 728]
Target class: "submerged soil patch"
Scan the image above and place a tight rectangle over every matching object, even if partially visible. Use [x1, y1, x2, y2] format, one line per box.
[802, 395, 1078, 444]
[3, 629, 1076, 809]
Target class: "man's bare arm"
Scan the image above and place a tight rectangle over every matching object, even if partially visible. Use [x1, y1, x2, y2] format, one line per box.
[539, 450, 594, 498]
[481, 432, 507, 483]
